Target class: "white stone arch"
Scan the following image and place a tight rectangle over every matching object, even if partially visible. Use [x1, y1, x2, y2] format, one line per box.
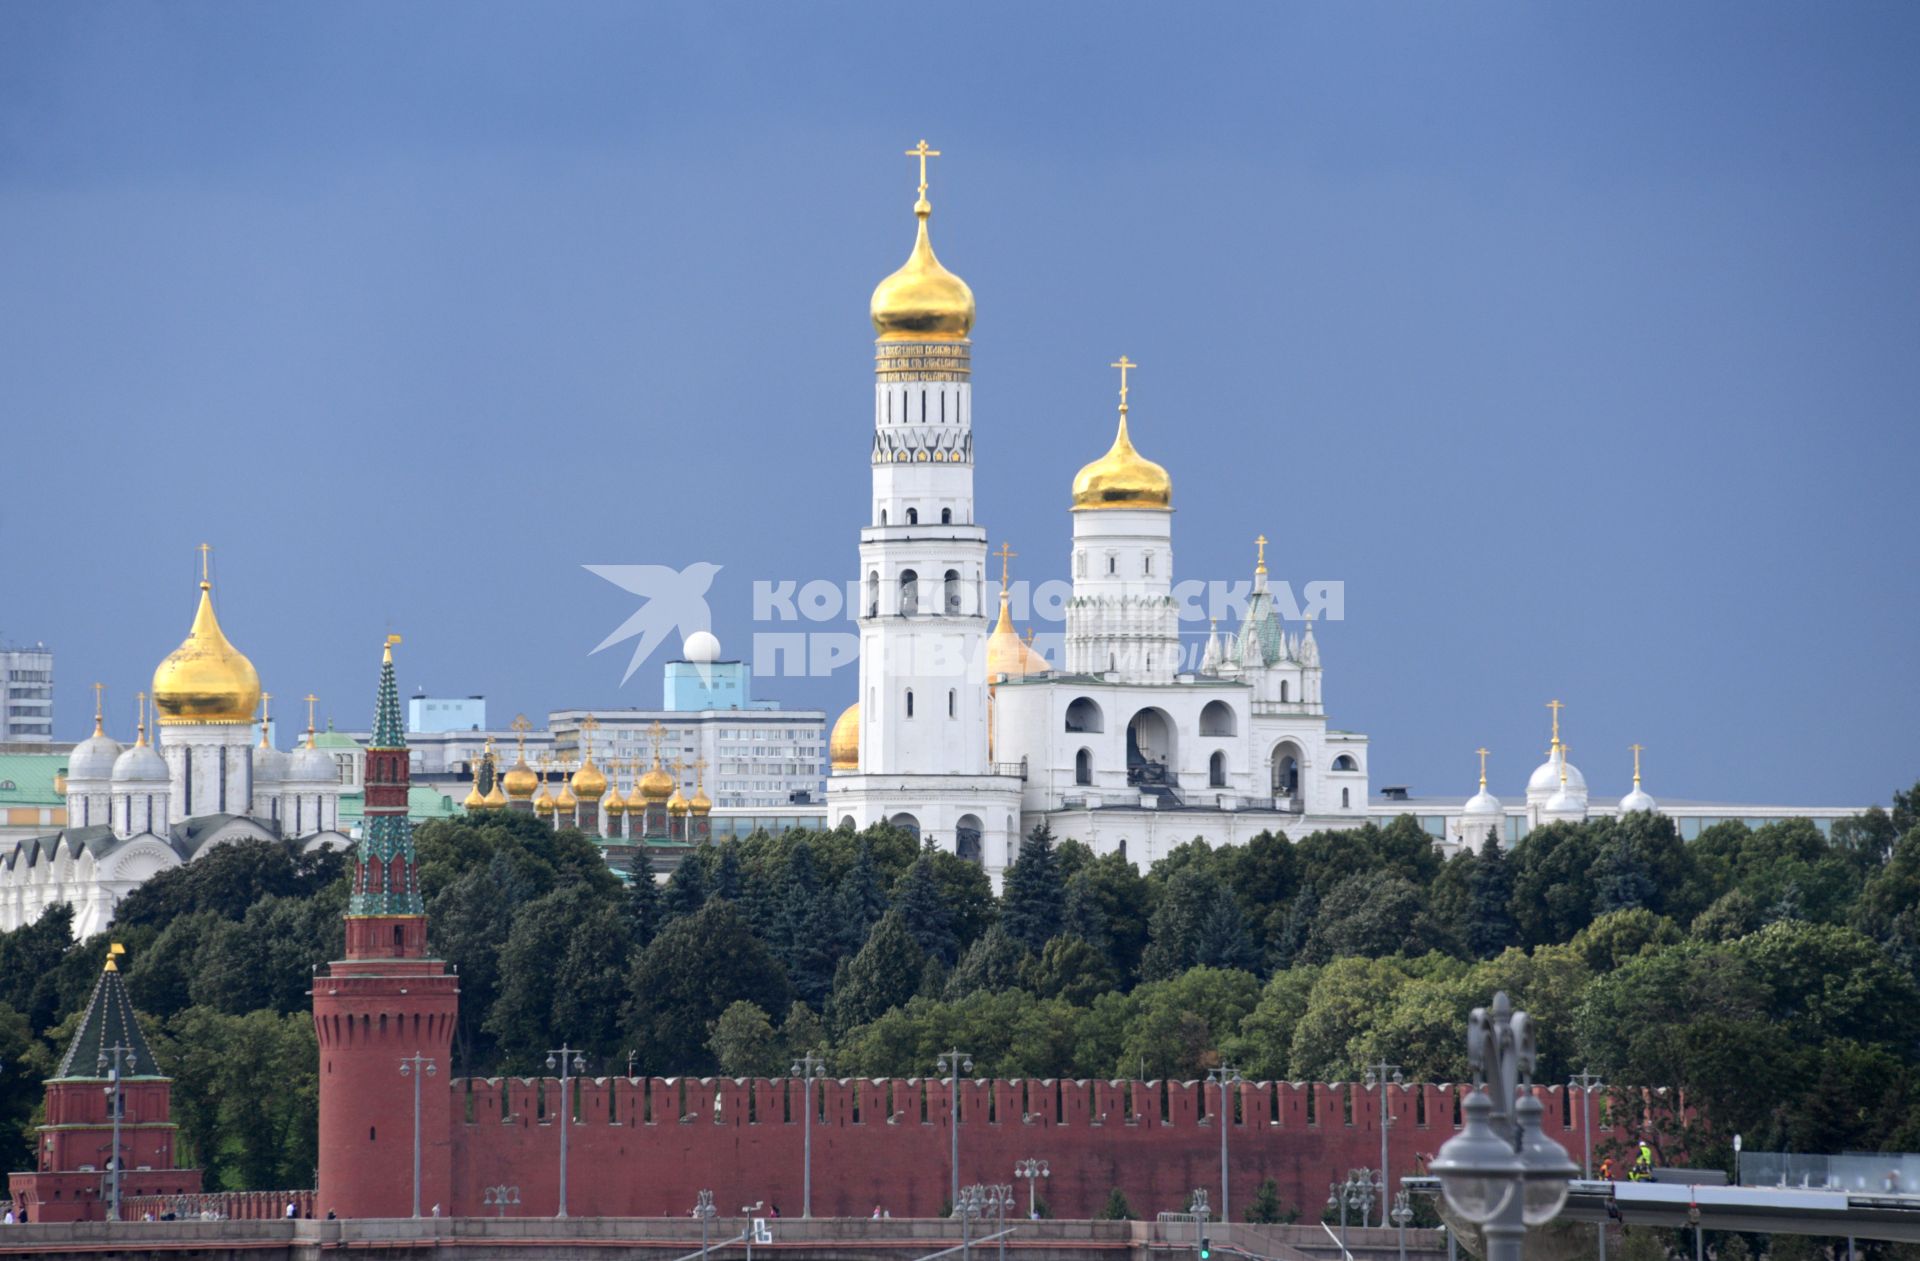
[1332, 753, 1360, 772]
[1126, 706, 1177, 786]
[955, 814, 984, 865]
[98, 838, 183, 885]
[1199, 700, 1237, 737]
[1269, 739, 1308, 803]
[1065, 697, 1105, 735]
[888, 812, 921, 841]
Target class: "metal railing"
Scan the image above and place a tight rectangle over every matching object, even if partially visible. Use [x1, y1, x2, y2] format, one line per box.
[1739, 1151, 1920, 1195]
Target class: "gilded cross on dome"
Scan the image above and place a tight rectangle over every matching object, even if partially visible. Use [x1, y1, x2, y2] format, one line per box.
[1476, 746, 1490, 788]
[197, 542, 212, 583]
[1255, 534, 1269, 575]
[1546, 698, 1565, 749]
[994, 542, 1018, 591]
[905, 139, 941, 200]
[1631, 743, 1645, 784]
[646, 720, 667, 763]
[1110, 356, 1137, 412]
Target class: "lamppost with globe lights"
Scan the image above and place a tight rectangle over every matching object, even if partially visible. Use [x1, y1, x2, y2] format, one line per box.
[936, 1049, 973, 1210]
[693, 1189, 717, 1260]
[1365, 1060, 1404, 1228]
[1391, 1188, 1415, 1261]
[546, 1045, 587, 1218]
[967, 1183, 1014, 1261]
[1429, 992, 1579, 1261]
[398, 1054, 437, 1218]
[482, 1185, 521, 1217]
[1014, 1159, 1049, 1218]
[790, 1052, 828, 1218]
[1329, 1169, 1382, 1252]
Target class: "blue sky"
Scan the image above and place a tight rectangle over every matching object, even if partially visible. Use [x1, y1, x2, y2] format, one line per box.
[2, 3, 1914, 805]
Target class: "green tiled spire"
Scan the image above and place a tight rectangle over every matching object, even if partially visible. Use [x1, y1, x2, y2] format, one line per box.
[55, 956, 162, 1080]
[371, 637, 405, 749]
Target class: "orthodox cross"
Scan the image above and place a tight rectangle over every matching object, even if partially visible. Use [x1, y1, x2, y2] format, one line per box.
[511, 713, 531, 761]
[1630, 743, 1645, 784]
[304, 694, 319, 743]
[1255, 534, 1268, 574]
[91, 681, 105, 724]
[197, 542, 212, 582]
[692, 756, 707, 791]
[646, 720, 667, 765]
[906, 139, 940, 199]
[1110, 356, 1137, 411]
[994, 542, 1017, 590]
[1476, 747, 1489, 789]
[133, 691, 146, 740]
[1546, 698, 1564, 748]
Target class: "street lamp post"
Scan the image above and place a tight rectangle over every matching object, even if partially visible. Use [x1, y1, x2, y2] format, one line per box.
[545, 1045, 587, 1218]
[693, 1190, 716, 1260]
[1207, 1064, 1243, 1223]
[1390, 1188, 1414, 1261]
[956, 1185, 981, 1261]
[968, 1182, 1013, 1261]
[398, 1054, 438, 1218]
[1366, 1060, 1404, 1228]
[482, 1185, 521, 1217]
[1014, 1159, 1049, 1218]
[1430, 992, 1579, 1261]
[1570, 1070, 1607, 1261]
[97, 1044, 135, 1222]
[936, 1049, 974, 1211]
[790, 1052, 828, 1218]
[1329, 1169, 1381, 1253]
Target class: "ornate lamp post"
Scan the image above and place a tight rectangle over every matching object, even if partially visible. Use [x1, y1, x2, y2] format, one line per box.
[1365, 1060, 1405, 1227]
[1014, 1158, 1049, 1218]
[693, 1189, 717, 1259]
[545, 1045, 587, 1218]
[1207, 1064, 1244, 1223]
[936, 1049, 974, 1210]
[1430, 992, 1579, 1261]
[967, 1183, 1014, 1261]
[1329, 1169, 1382, 1252]
[1390, 1188, 1415, 1261]
[1570, 1069, 1608, 1261]
[482, 1185, 521, 1217]
[790, 1052, 828, 1218]
[398, 1054, 438, 1218]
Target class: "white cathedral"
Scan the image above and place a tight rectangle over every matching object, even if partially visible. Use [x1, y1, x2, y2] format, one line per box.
[825, 147, 1371, 880]
[0, 565, 348, 935]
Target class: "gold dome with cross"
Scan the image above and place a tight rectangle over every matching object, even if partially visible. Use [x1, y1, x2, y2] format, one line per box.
[870, 139, 975, 342]
[1072, 357, 1172, 511]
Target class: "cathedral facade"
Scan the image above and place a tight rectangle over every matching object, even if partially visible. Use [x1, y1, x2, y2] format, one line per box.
[825, 147, 1370, 881]
[0, 563, 348, 935]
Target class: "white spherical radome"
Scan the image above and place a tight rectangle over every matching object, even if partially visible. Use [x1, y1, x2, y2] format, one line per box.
[682, 630, 723, 664]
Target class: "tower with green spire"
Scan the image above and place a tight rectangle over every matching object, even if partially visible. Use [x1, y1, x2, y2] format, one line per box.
[345, 635, 426, 948]
[315, 635, 460, 1218]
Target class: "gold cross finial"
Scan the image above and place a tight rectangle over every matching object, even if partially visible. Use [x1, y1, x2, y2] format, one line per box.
[1110, 356, 1137, 413]
[647, 720, 667, 764]
[1476, 747, 1489, 789]
[693, 756, 707, 788]
[133, 690, 147, 742]
[384, 632, 402, 663]
[90, 681, 105, 730]
[196, 542, 212, 585]
[580, 713, 599, 761]
[1255, 534, 1269, 575]
[1546, 698, 1564, 748]
[1630, 743, 1644, 785]
[304, 693, 318, 747]
[994, 541, 1017, 590]
[906, 138, 941, 201]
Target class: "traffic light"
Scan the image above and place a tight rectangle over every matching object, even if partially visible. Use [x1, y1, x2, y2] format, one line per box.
[1199, 1238, 1212, 1259]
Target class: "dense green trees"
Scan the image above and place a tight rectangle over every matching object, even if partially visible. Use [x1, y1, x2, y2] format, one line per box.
[4, 783, 1920, 1194]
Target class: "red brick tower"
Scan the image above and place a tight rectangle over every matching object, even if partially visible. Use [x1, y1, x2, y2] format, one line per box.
[312, 637, 458, 1218]
[6, 947, 202, 1221]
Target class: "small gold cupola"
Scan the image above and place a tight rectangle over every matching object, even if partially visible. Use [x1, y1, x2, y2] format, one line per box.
[1072, 356, 1172, 511]
[870, 139, 975, 343]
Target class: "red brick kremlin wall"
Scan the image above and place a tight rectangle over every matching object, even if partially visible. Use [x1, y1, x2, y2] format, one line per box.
[431, 1076, 1653, 1221]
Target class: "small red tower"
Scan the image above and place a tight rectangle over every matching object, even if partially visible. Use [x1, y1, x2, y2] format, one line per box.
[6, 946, 202, 1221]
[312, 636, 458, 1218]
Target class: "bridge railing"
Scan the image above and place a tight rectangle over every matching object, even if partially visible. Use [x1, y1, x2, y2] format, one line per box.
[1740, 1151, 1920, 1195]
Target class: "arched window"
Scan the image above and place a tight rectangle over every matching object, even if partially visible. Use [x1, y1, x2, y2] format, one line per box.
[1199, 700, 1237, 736]
[941, 508, 953, 524]
[948, 689, 956, 718]
[1332, 754, 1358, 772]
[1280, 681, 1290, 702]
[1108, 555, 1117, 575]
[1076, 551, 1086, 577]
[1065, 697, 1104, 734]
[899, 569, 919, 615]
[1210, 750, 1227, 788]
[907, 507, 919, 525]
[944, 569, 962, 614]
[1144, 552, 1152, 575]
[905, 689, 914, 718]
[1342, 787, 1351, 808]
[880, 509, 888, 526]
[956, 815, 984, 864]
[1075, 748, 1093, 785]
[866, 571, 879, 618]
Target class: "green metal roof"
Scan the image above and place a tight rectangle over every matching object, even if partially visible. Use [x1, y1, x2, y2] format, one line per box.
[56, 964, 163, 1080]
[0, 752, 68, 807]
[336, 785, 460, 823]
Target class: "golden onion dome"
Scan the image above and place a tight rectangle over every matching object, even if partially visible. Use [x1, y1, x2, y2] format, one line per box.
[666, 786, 690, 816]
[554, 778, 578, 810]
[1072, 412, 1172, 511]
[637, 760, 675, 802]
[987, 591, 1049, 681]
[153, 579, 262, 725]
[830, 702, 860, 772]
[463, 781, 486, 811]
[604, 790, 626, 818]
[689, 785, 712, 816]
[870, 184, 973, 342]
[502, 759, 538, 801]
[571, 757, 608, 802]
[482, 776, 508, 810]
[533, 786, 556, 816]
